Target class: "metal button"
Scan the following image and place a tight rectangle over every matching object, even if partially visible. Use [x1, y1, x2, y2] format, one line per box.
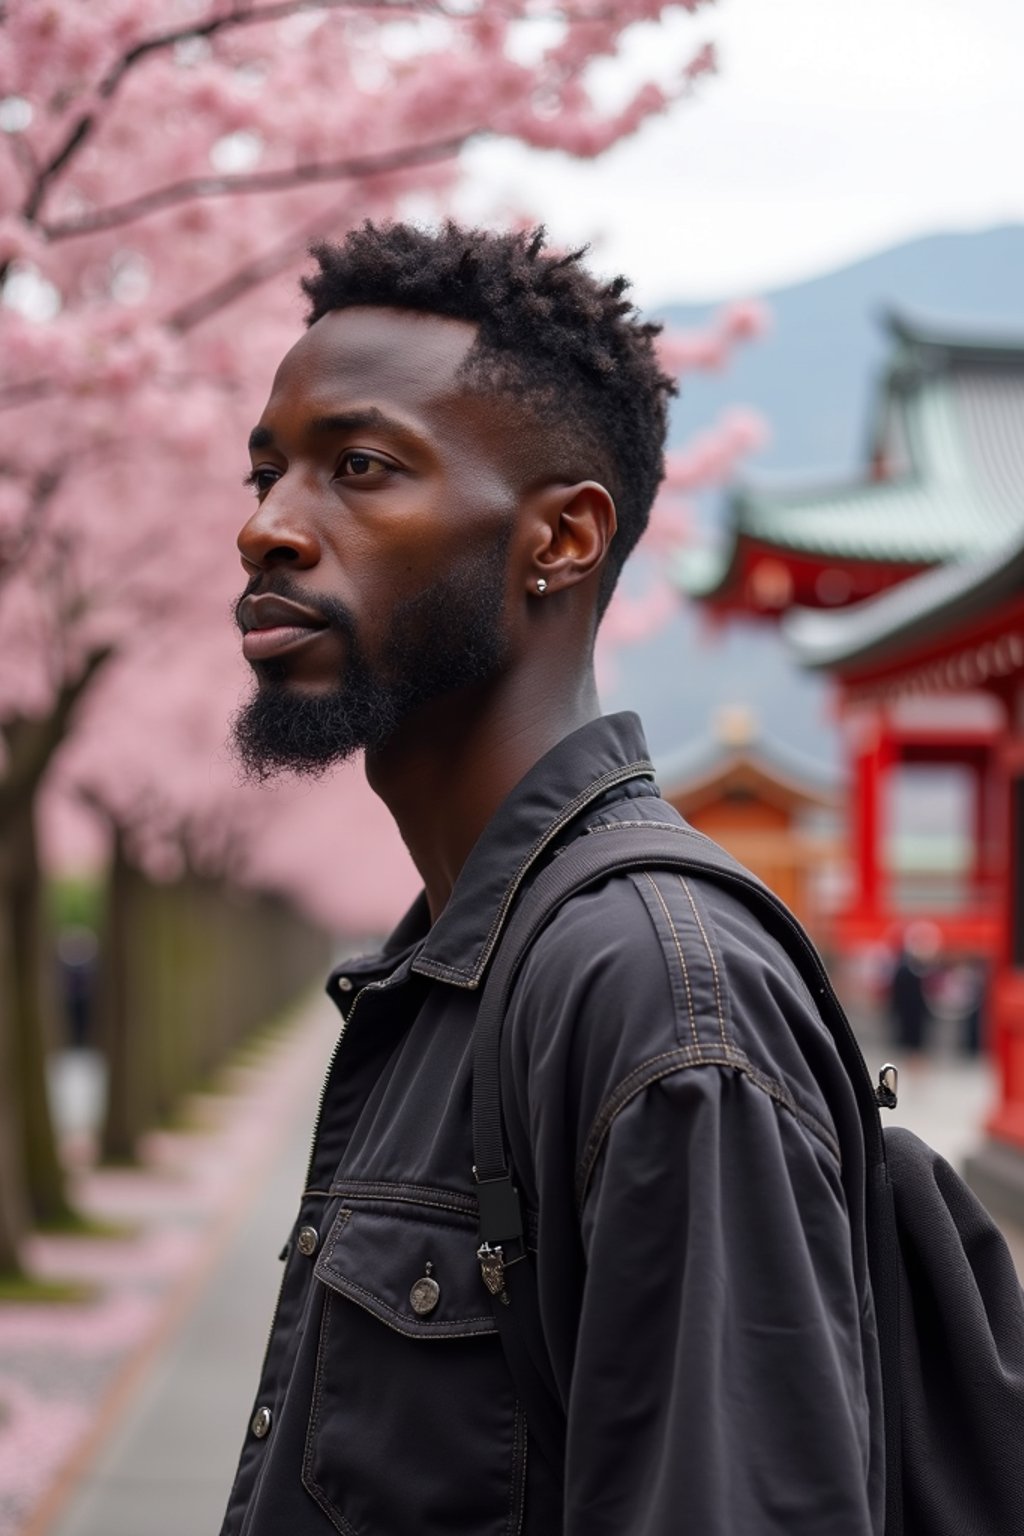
[336, 975, 353, 993]
[251, 1406, 272, 1439]
[296, 1225, 319, 1257]
[409, 1262, 440, 1317]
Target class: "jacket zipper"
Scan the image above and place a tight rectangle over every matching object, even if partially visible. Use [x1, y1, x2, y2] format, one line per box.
[301, 969, 405, 1190]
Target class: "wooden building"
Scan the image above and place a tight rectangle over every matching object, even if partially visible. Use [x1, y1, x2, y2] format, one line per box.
[658, 709, 842, 939]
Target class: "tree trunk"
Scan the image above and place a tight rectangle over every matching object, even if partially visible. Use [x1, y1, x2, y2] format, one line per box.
[96, 843, 333, 1160]
[0, 859, 28, 1276]
[98, 830, 170, 1162]
[6, 798, 76, 1227]
[0, 650, 113, 1224]
[156, 877, 194, 1117]
[97, 829, 136, 1162]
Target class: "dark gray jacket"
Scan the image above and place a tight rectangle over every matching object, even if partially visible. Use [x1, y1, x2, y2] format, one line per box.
[220, 713, 884, 1536]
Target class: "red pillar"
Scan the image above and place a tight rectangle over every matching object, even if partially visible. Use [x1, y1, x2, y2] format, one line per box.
[852, 712, 893, 924]
[963, 689, 1024, 1221]
[987, 736, 1024, 1148]
[972, 756, 992, 893]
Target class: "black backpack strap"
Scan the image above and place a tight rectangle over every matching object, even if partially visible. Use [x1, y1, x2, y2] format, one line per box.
[472, 821, 902, 1523]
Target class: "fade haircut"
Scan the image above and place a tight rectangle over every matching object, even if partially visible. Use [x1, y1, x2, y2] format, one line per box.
[301, 223, 677, 616]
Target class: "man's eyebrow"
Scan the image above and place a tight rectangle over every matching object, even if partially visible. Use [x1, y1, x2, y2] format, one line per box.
[309, 408, 414, 439]
[247, 409, 422, 455]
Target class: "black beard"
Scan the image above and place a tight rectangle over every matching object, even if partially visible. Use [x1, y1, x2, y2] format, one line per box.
[231, 542, 510, 782]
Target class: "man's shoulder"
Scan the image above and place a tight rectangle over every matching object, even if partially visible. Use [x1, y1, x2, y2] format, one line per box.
[510, 817, 845, 1153]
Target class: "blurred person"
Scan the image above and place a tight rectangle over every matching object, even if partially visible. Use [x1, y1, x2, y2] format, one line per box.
[957, 956, 989, 1057]
[932, 953, 990, 1058]
[221, 224, 882, 1536]
[888, 919, 942, 1065]
[56, 924, 98, 1050]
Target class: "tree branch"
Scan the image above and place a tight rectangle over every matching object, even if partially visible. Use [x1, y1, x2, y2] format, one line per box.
[0, 380, 57, 413]
[21, 0, 448, 222]
[1, 201, 353, 398]
[40, 134, 471, 242]
[168, 194, 356, 331]
[0, 466, 65, 595]
[0, 645, 114, 830]
[7, 131, 39, 190]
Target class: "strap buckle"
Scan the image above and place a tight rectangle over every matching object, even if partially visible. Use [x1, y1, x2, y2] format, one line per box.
[474, 1169, 524, 1305]
[875, 1062, 899, 1110]
[476, 1241, 508, 1302]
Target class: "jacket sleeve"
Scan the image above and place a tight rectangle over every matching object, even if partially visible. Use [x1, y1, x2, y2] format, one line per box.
[567, 1064, 876, 1536]
[507, 872, 879, 1536]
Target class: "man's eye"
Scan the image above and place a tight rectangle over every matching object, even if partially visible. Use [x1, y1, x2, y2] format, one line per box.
[338, 450, 390, 478]
[243, 467, 279, 497]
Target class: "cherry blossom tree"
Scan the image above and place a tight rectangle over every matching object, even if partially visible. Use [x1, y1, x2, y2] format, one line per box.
[0, 0, 768, 1275]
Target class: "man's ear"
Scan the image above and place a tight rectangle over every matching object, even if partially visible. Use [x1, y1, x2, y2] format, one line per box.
[523, 481, 617, 597]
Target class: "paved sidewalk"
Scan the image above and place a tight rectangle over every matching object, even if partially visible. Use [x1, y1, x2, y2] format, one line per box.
[43, 1062, 322, 1536]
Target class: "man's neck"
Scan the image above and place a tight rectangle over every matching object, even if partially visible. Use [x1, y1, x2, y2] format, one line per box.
[366, 669, 601, 922]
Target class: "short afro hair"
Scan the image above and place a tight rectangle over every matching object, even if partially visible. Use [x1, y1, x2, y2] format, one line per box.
[301, 222, 676, 616]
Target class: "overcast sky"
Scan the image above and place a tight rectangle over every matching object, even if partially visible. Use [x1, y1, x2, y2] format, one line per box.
[459, 0, 1024, 307]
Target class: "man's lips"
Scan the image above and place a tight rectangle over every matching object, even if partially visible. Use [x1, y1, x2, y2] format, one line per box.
[242, 624, 330, 661]
[238, 593, 330, 663]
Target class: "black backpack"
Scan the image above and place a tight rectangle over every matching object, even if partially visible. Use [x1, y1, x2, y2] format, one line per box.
[471, 821, 1024, 1536]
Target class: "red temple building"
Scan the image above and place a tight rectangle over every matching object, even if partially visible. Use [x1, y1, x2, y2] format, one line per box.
[786, 536, 1024, 1218]
[680, 313, 1024, 962]
[680, 312, 1024, 621]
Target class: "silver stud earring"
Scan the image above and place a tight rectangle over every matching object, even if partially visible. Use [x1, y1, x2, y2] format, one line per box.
[536, 578, 548, 594]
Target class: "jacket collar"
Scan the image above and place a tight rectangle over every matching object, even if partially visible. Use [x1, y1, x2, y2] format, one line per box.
[329, 713, 654, 999]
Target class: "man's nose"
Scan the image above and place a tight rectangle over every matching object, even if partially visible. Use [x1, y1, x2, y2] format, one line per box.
[237, 490, 321, 574]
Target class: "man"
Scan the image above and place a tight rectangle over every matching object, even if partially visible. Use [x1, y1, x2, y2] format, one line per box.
[222, 223, 883, 1535]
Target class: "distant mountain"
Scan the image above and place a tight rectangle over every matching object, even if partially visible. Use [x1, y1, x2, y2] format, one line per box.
[662, 223, 1024, 478]
[602, 224, 1024, 769]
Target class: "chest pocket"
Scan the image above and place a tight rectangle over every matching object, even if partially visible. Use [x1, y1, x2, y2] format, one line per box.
[302, 1198, 527, 1536]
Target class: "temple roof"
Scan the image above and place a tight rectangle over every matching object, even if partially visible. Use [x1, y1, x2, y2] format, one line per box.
[657, 706, 842, 799]
[679, 310, 1024, 600]
[784, 529, 1024, 672]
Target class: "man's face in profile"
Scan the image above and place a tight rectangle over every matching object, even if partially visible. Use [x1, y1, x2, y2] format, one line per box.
[232, 307, 522, 779]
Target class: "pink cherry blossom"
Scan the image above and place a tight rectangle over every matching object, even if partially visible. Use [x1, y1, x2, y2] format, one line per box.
[656, 301, 770, 376]
[664, 406, 771, 491]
